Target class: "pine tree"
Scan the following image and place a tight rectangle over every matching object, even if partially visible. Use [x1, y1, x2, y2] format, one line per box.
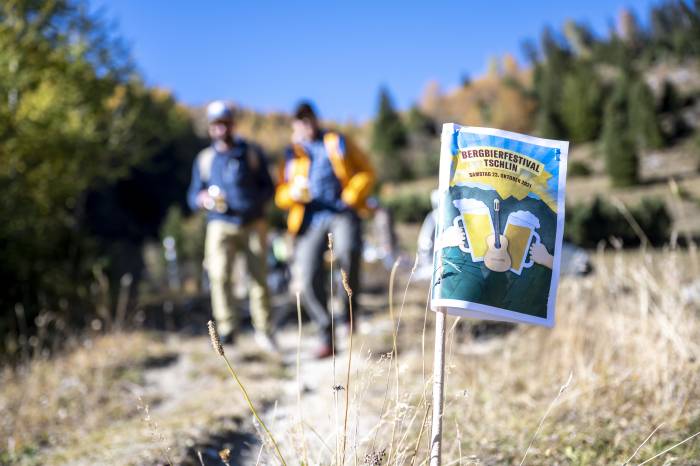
[533, 28, 571, 138]
[560, 63, 604, 142]
[406, 106, 436, 136]
[659, 80, 683, 113]
[564, 20, 595, 57]
[628, 78, 664, 149]
[371, 87, 409, 181]
[659, 80, 686, 140]
[602, 77, 638, 187]
[534, 65, 567, 139]
[618, 9, 644, 51]
[405, 106, 439, 178]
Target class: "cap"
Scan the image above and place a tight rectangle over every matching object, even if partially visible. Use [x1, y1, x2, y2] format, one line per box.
[206, 100, 234, 123]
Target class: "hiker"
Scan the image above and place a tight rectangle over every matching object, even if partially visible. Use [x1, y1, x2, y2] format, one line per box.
[275, 101, 376, 358]
[415, 190, 441, 281]
[187, 100, 277, 352]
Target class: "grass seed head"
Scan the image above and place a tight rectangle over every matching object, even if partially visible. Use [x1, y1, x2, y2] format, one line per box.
[364, 449, 386, 466]
[207, 320, 224, 356]
[341, 269, 353, 297]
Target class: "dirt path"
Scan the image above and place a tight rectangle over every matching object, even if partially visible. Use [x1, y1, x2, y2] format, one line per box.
[41, 330, 284, 466]
[130, 282, 414, 466]
[20, 269, 428, 466]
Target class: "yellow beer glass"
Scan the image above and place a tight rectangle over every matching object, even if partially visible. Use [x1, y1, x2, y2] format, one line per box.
[504, 210, 541, 275]
[451, 198, 494, 262]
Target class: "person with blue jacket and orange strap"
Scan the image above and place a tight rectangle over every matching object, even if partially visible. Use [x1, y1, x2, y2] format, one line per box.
[275, 101, 375, 358]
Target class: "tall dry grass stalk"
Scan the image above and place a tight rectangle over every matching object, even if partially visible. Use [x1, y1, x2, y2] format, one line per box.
[328, 232, 341, 466]
[622, 422, 664, 465]
[637, 429, 700, 465]
[137, 396, 173, 466]
[387, 258, 401, 463]
[207, 320, 287, 466]
[295, 292, 309, 465]
[340, 269, 354, 466]
[518, 371, 573, 465]
[409, 401, 431, 466]
[389, 254, 420, 464]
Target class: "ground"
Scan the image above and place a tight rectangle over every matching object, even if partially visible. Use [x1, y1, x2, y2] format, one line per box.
[2, 249, 700, 465]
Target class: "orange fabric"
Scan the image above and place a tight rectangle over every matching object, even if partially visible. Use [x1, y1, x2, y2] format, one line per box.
[274, 131, 375, 234]
[339, 136, 375, 211]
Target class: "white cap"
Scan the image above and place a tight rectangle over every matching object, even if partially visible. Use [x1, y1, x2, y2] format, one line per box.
[206, 100, 234, 122]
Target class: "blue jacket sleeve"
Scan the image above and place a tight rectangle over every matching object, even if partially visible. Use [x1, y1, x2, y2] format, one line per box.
[187, 157, 204, 212]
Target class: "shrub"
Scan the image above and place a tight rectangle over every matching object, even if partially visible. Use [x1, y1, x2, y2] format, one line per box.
[565, 196, 671, 247]
[382, 192, 433, 224]
[568, 160, 593, 177]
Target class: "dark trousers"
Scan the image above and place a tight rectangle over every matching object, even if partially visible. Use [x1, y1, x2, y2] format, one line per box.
[293, 211, 362, 344]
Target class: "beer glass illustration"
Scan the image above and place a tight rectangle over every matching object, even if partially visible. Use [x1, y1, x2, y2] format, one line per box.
[504, 210, 542, 275]
[452, 198, 494, 262]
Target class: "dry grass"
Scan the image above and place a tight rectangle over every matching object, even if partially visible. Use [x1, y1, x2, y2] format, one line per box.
[207, 320, 287, 465]
[259, 247, 700, 465]
[368, 247, 700, 464]
[0, 332, 171, 464]
[3, 247, 700, 465]
[1, 330, 285, 466]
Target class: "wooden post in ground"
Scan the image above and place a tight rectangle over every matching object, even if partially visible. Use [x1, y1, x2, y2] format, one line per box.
[430, 307, 447, 466]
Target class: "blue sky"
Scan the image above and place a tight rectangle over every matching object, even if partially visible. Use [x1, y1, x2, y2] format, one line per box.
[94, 0, 659, 122]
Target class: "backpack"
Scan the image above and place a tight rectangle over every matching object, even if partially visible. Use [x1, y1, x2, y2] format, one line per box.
[197, 141, 261, 183]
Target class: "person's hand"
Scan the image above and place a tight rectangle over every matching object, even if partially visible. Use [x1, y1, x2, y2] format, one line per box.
[435, 225, 465, 249]
[530, 242, 553, 269]
[196, 190, 214, 210]
[289, 176, 311, 203]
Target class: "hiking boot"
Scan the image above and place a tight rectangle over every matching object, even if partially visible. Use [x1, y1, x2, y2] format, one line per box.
[220, 332, 236, 345]
[313, 342, 333, 359]
[254, 332, 279, 354]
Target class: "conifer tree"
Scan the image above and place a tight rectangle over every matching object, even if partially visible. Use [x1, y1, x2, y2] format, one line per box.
[560, 63, 604, 142]
[628, 78, 664, 149]
[533, 28, 571, 138]
[371, 87, 409, 181]
[602, 76, 638, 186]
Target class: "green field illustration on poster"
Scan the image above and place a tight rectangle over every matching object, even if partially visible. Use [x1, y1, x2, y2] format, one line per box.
[431, 124, 569, 326]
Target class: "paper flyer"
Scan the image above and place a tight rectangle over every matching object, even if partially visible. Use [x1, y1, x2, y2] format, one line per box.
[430, 124, 569, 326]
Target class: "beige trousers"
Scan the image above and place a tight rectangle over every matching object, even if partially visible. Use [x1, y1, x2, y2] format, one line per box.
[205, 219, 271, 337]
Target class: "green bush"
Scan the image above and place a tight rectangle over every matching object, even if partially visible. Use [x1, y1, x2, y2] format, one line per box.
[632, 197, 674, 245]
[382, 192, 433, 224]
[568, 160, 593, 177]
[160, 207, 205, 265]
[565, 196, 671, 247]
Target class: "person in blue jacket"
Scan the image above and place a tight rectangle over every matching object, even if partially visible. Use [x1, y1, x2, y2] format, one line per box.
[187, 101, 276, 351]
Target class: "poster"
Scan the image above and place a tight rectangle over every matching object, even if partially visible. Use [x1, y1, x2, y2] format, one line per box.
[430, 124, 569, 326]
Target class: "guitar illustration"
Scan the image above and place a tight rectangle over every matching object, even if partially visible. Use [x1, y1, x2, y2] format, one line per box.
[484, 199, 512, 272]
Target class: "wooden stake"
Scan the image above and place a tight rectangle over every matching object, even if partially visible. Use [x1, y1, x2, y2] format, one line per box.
[430, 307, 447, 466]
